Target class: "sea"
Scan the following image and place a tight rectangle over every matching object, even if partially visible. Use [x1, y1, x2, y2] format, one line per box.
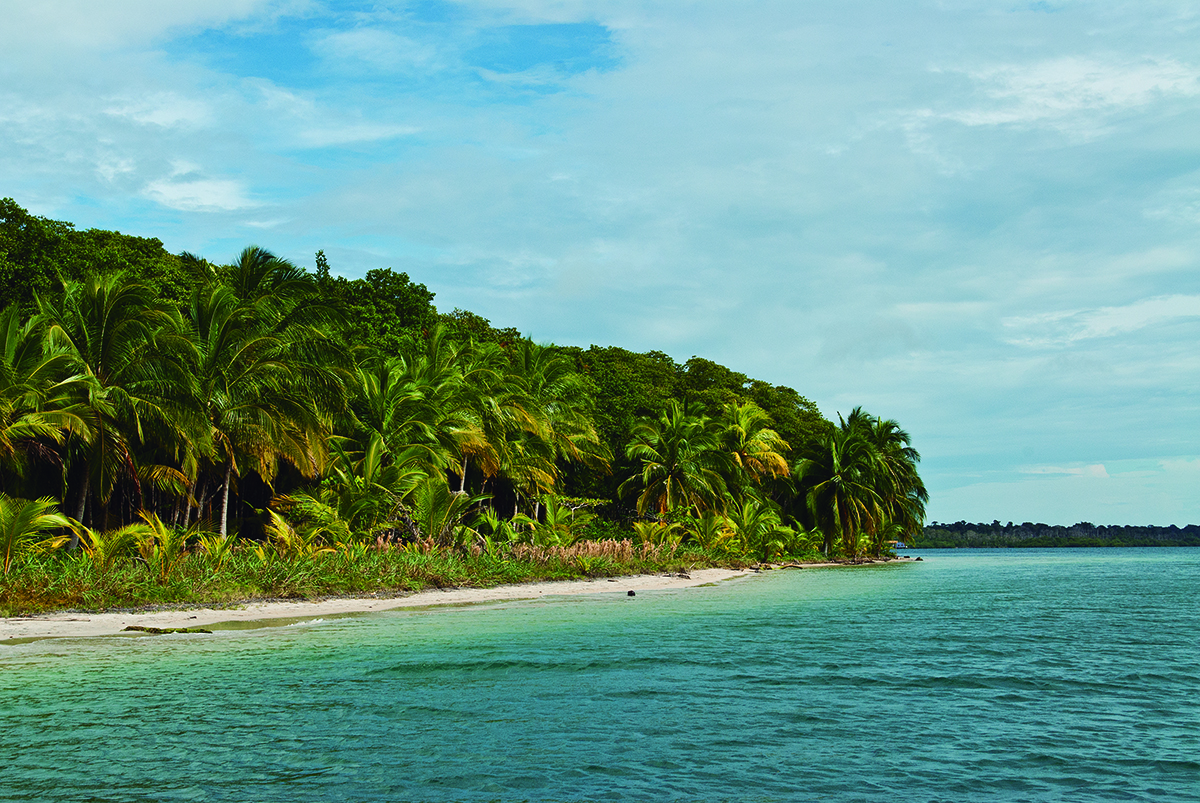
[1, 548, 1197, 802]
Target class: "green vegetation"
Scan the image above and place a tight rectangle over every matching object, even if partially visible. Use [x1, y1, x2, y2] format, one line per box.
[1, 537, 707, 616]
[0, 199, 927, 613]
[918, 521, 1200, 548]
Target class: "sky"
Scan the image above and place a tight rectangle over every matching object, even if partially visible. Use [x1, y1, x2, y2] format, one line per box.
[2, 0, 1198, 525]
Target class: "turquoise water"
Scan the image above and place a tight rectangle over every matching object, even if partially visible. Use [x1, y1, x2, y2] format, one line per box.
[2, 549, 1198, 802]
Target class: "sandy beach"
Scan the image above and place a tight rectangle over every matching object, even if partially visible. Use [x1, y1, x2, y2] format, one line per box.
[0, 567, 761, 642]
[0, 558, 916, 643]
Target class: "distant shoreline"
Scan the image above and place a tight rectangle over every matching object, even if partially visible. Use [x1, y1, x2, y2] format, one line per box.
[912, 544, 1200, 548]
[919, 522, 1199, 549]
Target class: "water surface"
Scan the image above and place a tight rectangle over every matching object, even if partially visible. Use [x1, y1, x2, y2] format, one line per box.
[2, 549, 1197, 801]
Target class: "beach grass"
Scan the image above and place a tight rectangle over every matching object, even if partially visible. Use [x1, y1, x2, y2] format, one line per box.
[0, 539, 778, 616]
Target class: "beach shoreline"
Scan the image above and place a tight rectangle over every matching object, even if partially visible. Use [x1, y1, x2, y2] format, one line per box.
[0, 558, 913, 643]
[0, 567, 753, 642]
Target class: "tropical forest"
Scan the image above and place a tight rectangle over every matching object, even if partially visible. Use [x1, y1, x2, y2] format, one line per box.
[0, 198, 928, 613]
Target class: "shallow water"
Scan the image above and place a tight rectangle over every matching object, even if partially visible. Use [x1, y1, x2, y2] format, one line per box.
[2, 548, 1198, 802]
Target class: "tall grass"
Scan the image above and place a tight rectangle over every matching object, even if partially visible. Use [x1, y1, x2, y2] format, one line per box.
[0, 539, 739, 616]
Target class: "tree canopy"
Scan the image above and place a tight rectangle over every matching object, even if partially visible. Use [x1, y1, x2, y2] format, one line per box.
[0, 198, 924, 564]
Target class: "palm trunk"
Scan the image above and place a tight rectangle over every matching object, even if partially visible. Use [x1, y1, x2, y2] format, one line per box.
[458, 457, 468, 493]
[196, 482, 210, 527]
[67, 473, 90, 549]
[184, 479, 196, 527]
[219, 461, 232, 537]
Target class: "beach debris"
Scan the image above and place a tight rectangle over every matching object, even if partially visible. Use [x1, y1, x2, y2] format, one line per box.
[122, 625, 212, 635]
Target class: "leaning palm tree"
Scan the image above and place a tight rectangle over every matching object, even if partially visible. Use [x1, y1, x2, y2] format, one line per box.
[863, 415, 928, 549]
[836, 408, 928, 555]
[620, 400, 730, 515]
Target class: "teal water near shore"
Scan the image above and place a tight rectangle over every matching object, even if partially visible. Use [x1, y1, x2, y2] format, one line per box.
[2, 548, 1198, 802]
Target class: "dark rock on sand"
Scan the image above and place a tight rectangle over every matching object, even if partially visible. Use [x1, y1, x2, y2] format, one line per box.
[123, 625, 213, 635]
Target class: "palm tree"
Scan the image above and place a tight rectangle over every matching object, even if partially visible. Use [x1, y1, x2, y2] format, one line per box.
[0, 494, 71, 574]
[865, 415, 927, 546]
[393, 327, 497, 492]
[620, 400, 730, 515]
[720, 400, 789, 489]
[351, 356, 446, 469]
[794, 426, 881, 557]
[40, 275, 198, 527]
[837, 408, 928, 555]
[278, 433, 425, 541]
[407, 475, 487, 546]
[497, 429, 558, 515]
[0, 306, 92, 487]
[185, 263, 346, 536]
[725, 493, 795, 563]
[221, 245, 319, 313]
[510, 339, 610, 472]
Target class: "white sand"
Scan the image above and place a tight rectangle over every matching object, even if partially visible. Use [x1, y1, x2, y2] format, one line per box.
[0, 567, 758, 642]
[1, 558, 915, 643]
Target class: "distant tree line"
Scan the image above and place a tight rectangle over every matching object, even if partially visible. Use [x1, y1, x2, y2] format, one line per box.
[919, 521, 1200, 548]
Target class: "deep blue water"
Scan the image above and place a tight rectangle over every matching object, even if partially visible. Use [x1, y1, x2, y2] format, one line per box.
[2, 548, 1198, 802]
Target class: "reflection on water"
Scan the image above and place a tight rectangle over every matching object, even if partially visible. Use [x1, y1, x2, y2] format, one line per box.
[2, 549, 1198, 802]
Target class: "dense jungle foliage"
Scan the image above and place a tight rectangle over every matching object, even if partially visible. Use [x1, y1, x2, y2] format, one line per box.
[0, 198, 928, 609]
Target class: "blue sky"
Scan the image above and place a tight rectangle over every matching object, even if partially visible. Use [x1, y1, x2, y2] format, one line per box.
[2, 0, 1199, 524]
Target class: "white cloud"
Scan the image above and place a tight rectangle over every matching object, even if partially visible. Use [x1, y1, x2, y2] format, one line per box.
[249, 81, 418, 147]
[1021, 463, 1110, 478]
[1003, 295, 1200, 347]
[316, 28, 441, 70]
[95, 156, 136, 183]
[143, 170, 257, 212]
[1145, 187, 1200, 225]
[0, 1, 277, 55]
[105, 93, 212, 128]
[944, 57, 1200, 132]
[294, 122, 420, 148]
